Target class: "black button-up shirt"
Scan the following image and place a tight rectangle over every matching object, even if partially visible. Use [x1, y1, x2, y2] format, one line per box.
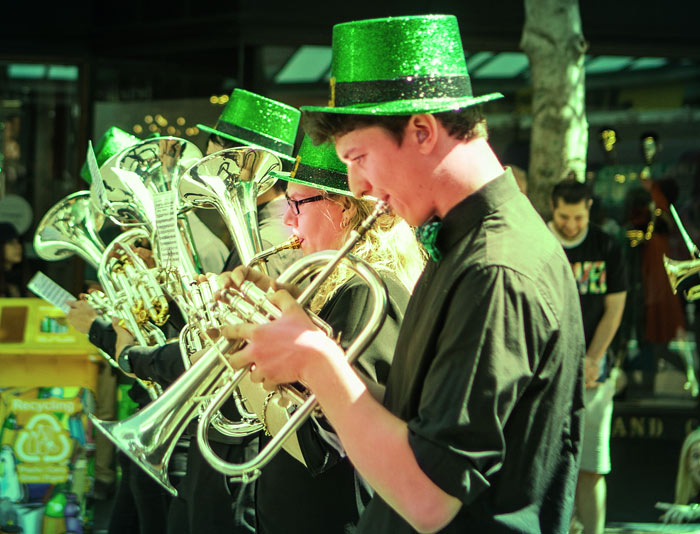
[357, 170, 585, 533]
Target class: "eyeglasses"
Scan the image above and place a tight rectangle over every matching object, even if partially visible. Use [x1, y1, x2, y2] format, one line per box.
[285, 193, 327, 215]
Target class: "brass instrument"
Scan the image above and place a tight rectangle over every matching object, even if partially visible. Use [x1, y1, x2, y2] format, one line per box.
[111, 136, 203, 280]
[34, 191, 106, 270]
[175, 146, 290, 430]
[93, 137, 206, 326]
[198, 252, 387, 480]
[88, 201, 389, 494]
[87, 145, 287, 494]
[664, 203, 700, 301]
[662, 253, 700, 395]
[33, 191, 162, 398]
[658, 204, 700, 397]
[175, 146, 288, 365]
[90, 228, 169, 399]
[98, 229, 170, 344]
[197, 201, 389, 480]
[176, 235, 303, 438]
[663, 256, 700, 301]
[178, 146, 280, 274]
[178, 235, 302, 365]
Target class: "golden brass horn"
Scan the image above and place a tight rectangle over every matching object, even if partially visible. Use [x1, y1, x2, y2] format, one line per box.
[664, 254, 700, 301]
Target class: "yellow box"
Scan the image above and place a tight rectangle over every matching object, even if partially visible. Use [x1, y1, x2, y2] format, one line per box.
[0, 298, 100, 390]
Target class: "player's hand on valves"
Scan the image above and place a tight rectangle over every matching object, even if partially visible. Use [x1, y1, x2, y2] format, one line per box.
[132, 246, 155, 268]
[218, 265, 275, 293]
[220, 289, 341, 391]
[218, 265, 300, 298]
[67, 297, 98, 334]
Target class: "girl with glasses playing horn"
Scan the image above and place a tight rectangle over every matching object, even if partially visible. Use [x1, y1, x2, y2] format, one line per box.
[221, 136, 424, 534]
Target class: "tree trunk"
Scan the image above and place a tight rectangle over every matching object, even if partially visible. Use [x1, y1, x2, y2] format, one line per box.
[521, 0, 588, 219]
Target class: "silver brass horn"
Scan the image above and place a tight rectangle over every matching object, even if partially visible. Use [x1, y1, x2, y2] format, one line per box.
[33, 190, 161, 398]
[106, 136, 204, 278]
[98, 228, 170, 339]
[198, 250, 388, 481]
[176, 145, 283, 365]
[88, 202, 389, 493]
[176, 235, 303, 437]
[97, 137, 208, 314]
[87, 147, 284, 494]
[195, 202, 390, 480]
[34, 190, 106, 269]
[178, 146, 280, 274]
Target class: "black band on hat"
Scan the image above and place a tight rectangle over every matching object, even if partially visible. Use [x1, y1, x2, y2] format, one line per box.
[293, 162, 349, 193]
[216, 121, 294, 156]
[334, 75, 472, 107]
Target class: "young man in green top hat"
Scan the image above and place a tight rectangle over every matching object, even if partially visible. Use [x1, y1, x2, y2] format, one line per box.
[221, 14, 585, 533]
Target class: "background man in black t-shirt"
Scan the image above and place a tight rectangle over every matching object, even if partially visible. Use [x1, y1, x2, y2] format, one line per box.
[550, 179, 627, 534]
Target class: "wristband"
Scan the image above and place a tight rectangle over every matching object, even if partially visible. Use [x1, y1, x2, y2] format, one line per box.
[118, 345, 135, 374]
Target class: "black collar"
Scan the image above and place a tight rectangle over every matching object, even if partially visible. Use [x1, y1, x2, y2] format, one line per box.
[435, 168, 519, 254]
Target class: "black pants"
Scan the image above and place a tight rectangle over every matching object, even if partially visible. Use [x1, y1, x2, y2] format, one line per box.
[167, 437, 256, 534]
[108, 452, 170, 534]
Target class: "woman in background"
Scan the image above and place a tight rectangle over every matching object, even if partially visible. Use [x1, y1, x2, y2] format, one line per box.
[658, 428, 700, 523]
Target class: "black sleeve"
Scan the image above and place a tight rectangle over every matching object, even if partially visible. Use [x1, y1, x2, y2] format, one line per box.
[127, 342, 186, 387]
[297, 275, 408, 477]
[88, 318, 117, 357]
[165, 302, 187, 333]
[322, 275, 406, 387]
[127, 381, 153, 408]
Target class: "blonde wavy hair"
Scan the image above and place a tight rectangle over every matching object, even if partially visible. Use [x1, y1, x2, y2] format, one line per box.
[308, 194, 426, 314]
[674, 428, 700, 504]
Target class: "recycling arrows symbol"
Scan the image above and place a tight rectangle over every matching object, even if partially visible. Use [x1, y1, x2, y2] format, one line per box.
[15, 413, 71, 463]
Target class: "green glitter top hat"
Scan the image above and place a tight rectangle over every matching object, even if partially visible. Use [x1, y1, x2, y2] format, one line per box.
[197, 89, 301, 162]
[270, 136, 351, 196]
[302, 14, 503, 116]
[80, 126, 140, 184]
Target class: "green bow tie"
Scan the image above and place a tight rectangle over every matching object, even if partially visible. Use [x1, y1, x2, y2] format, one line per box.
[416, 219, 443, 262]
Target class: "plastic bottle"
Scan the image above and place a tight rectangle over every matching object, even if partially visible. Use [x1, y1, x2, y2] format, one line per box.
[41, 485, 67, 534]
[0, 413, 18, 446]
